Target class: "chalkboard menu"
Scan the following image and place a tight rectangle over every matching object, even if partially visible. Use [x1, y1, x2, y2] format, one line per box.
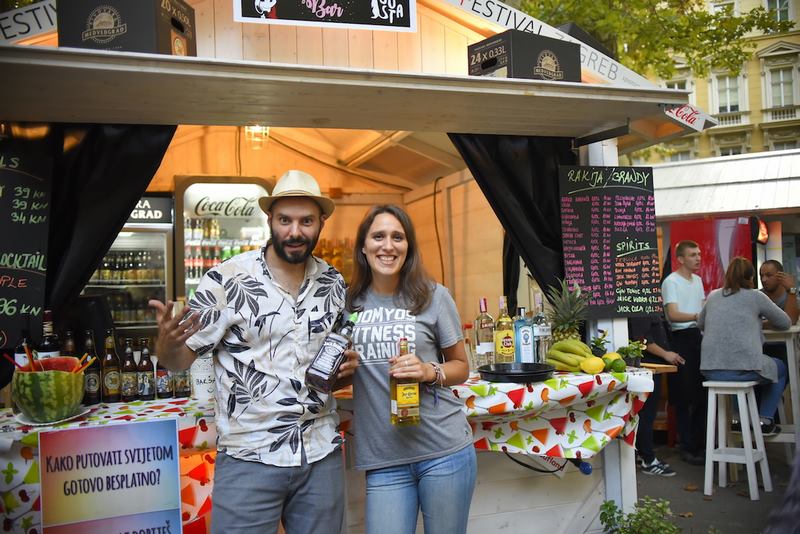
[0, 135, 52, 350]
[558, 165, 662, 318]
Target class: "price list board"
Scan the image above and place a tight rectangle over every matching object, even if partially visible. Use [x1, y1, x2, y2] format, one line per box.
[558, 166, 662, 318]
[0, 137, 52, 349]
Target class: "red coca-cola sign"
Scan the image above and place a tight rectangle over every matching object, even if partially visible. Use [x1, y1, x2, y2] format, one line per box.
[665, 104, 713, 132]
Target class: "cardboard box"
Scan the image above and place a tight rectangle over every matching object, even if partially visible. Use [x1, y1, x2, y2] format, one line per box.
[468, 30, 580, 82]
[57, 0, 196, 56]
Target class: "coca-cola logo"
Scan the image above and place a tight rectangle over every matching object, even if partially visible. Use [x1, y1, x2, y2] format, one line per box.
[666, 104, 706, 132]
[194, 196, 258, 218]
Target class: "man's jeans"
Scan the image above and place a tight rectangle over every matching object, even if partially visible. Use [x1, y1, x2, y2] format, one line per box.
[365, 445, 477, 534]
[703, 357, 788, 420]
[211, 449, 344, 534]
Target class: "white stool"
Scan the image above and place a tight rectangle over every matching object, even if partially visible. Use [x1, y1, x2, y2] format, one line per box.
[703, 381, 772, 501]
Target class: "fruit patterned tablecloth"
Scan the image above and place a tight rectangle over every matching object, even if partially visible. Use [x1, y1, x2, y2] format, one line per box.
[0, 399, 216, 534]
[451, 370, 651, 459]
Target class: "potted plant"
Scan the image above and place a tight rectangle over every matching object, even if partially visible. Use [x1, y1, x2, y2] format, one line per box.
[617, 339, 647, 368]
[589, 329, 610, 357]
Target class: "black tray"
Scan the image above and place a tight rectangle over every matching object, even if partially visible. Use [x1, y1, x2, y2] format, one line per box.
[478, 363, 555, 383]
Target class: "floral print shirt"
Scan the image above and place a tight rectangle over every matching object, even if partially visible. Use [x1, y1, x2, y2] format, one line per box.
[186, 246, 346, 466]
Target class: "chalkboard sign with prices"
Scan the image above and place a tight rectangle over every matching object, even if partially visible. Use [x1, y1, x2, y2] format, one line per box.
[558, 165, 662, 319]
[0, 135, 52, 349]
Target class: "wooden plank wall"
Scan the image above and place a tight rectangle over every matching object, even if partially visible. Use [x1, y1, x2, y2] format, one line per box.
[188, 0, 483, 75]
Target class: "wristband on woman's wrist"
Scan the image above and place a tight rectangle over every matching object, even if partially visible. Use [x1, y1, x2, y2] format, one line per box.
[426, 362, 445, 386]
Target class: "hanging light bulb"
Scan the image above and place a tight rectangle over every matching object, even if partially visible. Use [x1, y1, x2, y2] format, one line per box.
[244, 125, 270, 149]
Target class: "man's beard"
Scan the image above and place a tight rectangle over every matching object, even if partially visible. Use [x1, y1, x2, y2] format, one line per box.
[271, 228, 319, 265]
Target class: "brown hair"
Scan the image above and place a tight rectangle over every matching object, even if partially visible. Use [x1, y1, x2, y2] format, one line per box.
[346, 205, 433, 315]
[724, 256, 756, 295]
[675, 240, 699, 258]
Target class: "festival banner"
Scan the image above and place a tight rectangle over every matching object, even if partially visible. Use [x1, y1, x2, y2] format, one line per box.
[234, 0, 417, 32]
[39, 419, 181, 533]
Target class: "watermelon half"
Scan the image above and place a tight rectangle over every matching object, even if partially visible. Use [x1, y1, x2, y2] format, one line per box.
[12, 357, 84, 423]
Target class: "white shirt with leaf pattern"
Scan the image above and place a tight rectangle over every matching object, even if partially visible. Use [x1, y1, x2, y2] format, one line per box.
[186, 246, 346, 466]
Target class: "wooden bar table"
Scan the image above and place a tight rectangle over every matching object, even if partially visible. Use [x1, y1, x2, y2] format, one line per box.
[763, 325, 800, 449]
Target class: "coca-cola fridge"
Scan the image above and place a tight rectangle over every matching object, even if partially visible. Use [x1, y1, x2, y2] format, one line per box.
[174, 176, 272, 301]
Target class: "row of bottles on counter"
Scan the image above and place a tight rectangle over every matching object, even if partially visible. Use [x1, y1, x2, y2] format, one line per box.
[90, 250, 166, 285]
[108, 292, 159, 325]
[184, 241, 261, 281]
[184, 217, 222, 241]
[313, 238, 354, 281]
[466, 294, 551, 368]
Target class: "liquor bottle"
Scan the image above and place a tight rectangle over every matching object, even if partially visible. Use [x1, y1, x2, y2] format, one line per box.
[120, 338, 138, 402]
[390, 338, 420, 426]
[38, 309, 60, 359]
[462, 323, 476, 370]
[61, 330, 77, 357]
[102, 329, 121, 403]
[474, 298, 495, 367]
[155, 356, 173, 399]
[14, 330, 32, 369]
[83, 330, 102, 405]
[137, 338, 155, 401]
[190, 350, 215, 401]
[514, 307, 535, 363]
[305, 313, 357, 393]
[173, 368, 192, 398]
[184, 217, 192, 243]
[532, 293, 552, 364]
[494, 296, 515, 363]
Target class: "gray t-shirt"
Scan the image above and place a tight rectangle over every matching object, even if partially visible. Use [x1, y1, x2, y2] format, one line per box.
[349, 284, 473, 470]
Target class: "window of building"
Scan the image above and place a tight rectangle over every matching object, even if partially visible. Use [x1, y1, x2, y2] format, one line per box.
[717, 75, 740, 112]
[669, 150, 693, 162]
[711, 0, 736, 14]
[773, 140, 797, 150]
[666, 80, 686, 91]
[719, 146, 743, 156]
[766, 0, 790, 22]
[770, 67, 795, 107]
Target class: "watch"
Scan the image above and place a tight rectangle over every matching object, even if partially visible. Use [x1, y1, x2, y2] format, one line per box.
[789, 287, 798, 295]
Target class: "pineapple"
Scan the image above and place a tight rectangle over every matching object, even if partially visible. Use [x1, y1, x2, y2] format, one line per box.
[545, 279, 589, 342]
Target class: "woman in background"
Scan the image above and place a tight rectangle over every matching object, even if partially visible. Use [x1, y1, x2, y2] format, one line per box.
[346, 204, 475, 534]
[698, 256, 791, 435]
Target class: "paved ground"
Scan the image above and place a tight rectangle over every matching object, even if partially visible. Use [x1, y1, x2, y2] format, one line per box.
[637, 442, 795, 533]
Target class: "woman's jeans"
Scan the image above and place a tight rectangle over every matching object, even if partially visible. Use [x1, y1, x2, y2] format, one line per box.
[365, 444, 477, 534]
[703, 357, 788, 420]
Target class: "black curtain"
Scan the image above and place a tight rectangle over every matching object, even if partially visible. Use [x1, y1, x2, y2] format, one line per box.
[47, 124, 176, 318]
[448, 134, 576, 312]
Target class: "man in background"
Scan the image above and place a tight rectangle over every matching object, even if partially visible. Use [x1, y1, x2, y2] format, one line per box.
[662, 240, 706, 465]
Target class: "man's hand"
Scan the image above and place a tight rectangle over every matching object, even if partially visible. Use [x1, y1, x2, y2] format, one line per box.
[662, 351, 685, 366]
[336, 349, 360, 381]
[148, 300, 201, 369]
[777, 272, 797, 291]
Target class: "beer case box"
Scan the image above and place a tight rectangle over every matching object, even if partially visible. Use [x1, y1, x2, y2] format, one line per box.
[468, 30, 581, 83]
[57, 0, 196, 57]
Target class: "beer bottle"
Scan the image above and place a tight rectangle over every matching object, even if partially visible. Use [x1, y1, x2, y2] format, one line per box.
[173, 368, 192, 398]
[390, 338, 420, 426]
[120, 338, 138, 402]
[155, 356, 173, 399]
[305, 312, 357, 394]
[102, 329, 121, 403]
[137, 338, 155, 401]
[82, 330, 101, 405]
[61, 330, 76, 357]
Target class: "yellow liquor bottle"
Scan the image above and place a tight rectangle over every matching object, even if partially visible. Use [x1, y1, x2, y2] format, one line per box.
[390, 338, 420, 426]
[494, 296, 515, 363]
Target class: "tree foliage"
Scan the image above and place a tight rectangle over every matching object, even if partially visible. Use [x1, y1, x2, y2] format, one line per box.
[520, 0, 795, 78]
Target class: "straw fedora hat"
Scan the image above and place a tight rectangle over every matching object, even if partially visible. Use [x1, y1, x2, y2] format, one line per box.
[258, 170, 335, 218]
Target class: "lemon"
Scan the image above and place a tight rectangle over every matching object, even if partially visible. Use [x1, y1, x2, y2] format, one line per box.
[603, 352, 622, 361]
[610, 359, 627, 373]
[580, 356, 605, 375]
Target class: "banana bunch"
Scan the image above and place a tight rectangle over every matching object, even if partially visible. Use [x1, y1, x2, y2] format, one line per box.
[546, 339, 593, 372]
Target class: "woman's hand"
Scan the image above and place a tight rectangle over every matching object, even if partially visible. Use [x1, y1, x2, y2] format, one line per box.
[336, 349, 361, 381]
[389, 353, 435, 383]
[661, 351, 685, 366]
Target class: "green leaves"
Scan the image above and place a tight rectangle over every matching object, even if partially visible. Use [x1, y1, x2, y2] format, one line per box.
[520, 0, 794, 79]
[599, 497, 683, 533]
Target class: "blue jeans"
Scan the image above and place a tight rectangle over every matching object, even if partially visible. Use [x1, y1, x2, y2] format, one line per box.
[365, 445, 477, 534]
[211, 449, 344, 534]
[703, 357, 788, 420]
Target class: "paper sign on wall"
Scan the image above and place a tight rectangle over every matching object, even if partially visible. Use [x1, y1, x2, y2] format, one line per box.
[39, 419, 182, 533]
